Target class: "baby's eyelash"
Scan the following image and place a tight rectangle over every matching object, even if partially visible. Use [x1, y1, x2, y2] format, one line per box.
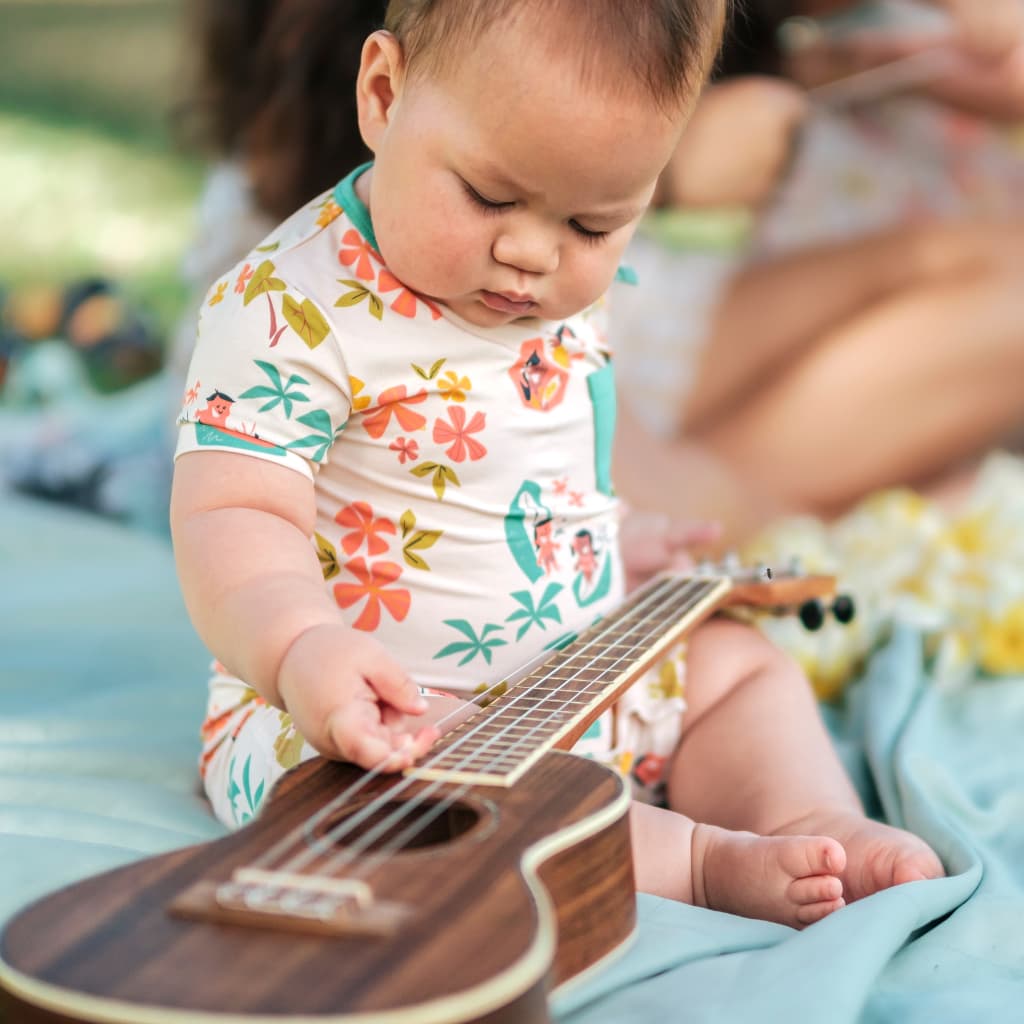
[463, 182, 511, 214]
[569, 220, 609, 245]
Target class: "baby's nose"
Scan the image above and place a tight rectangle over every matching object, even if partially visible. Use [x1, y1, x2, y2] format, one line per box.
[492, 226, 559, 275]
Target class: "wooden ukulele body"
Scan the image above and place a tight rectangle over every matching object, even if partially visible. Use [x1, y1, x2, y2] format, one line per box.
[1, 751, 635, 1024]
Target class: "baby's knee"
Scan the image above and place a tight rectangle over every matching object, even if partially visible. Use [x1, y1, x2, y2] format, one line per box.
[687, 616, 797, 693]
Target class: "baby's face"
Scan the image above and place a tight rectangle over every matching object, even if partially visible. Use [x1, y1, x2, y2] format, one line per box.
[364, 16, 693, 327]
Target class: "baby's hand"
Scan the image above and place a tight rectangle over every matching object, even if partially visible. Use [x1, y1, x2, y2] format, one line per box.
[620, 511, 722, 592]
[277, 623, 438, 771]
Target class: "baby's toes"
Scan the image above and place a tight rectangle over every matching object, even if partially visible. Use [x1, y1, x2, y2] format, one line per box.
[795, 895, 846, 927]
[781, 835, 847, 880]
[892, 845, 944, 887]
[788, 873, 843, 907]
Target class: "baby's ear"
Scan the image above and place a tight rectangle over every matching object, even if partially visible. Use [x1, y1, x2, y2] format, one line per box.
[356, 30, 406, 152]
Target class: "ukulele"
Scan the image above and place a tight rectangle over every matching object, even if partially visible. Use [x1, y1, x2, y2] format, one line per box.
[0, 566, 849, 1024]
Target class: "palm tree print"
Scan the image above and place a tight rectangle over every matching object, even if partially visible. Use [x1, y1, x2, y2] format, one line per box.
[286, 409, 344, 462]
[505, 583, 564, 641]
[433, 620, 508, 667]
[240, 360, 311, 418]
[227, 754, 265, 826]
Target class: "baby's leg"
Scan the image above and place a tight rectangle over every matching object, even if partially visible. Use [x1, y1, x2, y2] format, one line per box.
[631, 801, 846, 928]
[668, 619, 944, 902]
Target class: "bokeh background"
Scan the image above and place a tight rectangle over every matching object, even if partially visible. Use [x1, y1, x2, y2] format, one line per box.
[1, 0, 198, 325]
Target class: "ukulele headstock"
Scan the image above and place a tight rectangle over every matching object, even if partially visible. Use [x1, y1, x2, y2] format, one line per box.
[689, 554, 855, 631]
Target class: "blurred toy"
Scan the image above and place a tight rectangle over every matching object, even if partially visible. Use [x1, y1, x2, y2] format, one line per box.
[0, 278, 164, 399]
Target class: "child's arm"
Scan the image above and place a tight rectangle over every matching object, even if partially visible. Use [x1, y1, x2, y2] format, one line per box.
[653, 77, 808, 210]
[171, 450, 437, 771]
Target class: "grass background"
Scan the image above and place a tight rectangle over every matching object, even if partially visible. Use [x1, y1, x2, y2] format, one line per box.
[0, 0, 204, 333]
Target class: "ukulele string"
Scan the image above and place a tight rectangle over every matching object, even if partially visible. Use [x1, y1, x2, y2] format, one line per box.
[297, 578, 713, 901]
[245, 615, 582, 874]
[245, 663, 537, 874]
[243, 573, 696, 895]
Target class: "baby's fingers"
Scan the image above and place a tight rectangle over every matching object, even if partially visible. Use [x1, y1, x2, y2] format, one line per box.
[366, 654, 430, 717]
[326, 702, 437, 772]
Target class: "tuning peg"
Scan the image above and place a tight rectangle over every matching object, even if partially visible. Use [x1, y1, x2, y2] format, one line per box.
[831, 594, 855, 624]
[798, 598, 826, 631]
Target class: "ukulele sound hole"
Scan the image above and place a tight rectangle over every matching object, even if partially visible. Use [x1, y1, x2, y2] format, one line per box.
[317, 799, 482, 852]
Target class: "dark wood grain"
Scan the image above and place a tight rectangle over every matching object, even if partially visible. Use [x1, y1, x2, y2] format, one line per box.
[1, 568, 830, 1022]
[0, 753, 632, 1023]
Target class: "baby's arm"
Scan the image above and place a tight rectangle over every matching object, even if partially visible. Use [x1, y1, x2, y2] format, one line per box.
[171, 450, 437, 770]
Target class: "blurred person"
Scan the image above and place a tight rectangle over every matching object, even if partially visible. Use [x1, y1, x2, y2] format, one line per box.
[613, 0, 1024, 530]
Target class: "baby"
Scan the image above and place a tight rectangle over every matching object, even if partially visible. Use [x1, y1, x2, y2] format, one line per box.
[171, 0, 943, 928]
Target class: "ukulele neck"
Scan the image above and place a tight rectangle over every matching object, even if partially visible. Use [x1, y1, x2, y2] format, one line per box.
[406, 575, 732, 788]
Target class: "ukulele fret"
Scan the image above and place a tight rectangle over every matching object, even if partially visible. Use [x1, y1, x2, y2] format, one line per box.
[407, 576, 730, 787]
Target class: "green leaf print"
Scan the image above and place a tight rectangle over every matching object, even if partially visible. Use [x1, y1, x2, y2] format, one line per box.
[410, 461, 461, 500]
[402, 528, 442, 571]
[433, 620, 508, 667]
[255, 241, 280, 253]
[399, 508, 417, 538]
[226, 754, 265, 826]
[240, 360, 311, 418]
[243, 260, 286, 306]
[273, 712, 306, 770]
[315, 531, 341, 580]
[411, 357, 447, 381]
[336, 279, 384, 321]
[283, 293, 330, 349]
[505, 583, 564, 641]
[286, 409, 343, 463]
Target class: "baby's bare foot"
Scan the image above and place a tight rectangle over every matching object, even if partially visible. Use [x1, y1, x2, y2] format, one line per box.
[692, 824, 847, 928]
[774, 810, 945, 903]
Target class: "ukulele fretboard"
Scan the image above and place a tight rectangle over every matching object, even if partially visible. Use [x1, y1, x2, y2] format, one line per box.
[406, 575, 730, 786]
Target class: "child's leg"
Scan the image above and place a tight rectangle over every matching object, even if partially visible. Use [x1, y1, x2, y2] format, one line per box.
[630, 801, 846, 928]
[667, 618, 944, 902]
[694, 224, 1024, 513]
[685, 219, 1022, 437]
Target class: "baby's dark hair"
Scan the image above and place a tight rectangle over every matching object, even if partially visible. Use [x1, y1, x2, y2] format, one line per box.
[385, 0, 730, 108]
[185, 0, 387, 220]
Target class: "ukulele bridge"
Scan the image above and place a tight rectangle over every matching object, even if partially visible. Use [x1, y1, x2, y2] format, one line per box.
[168, 867, 412, 937]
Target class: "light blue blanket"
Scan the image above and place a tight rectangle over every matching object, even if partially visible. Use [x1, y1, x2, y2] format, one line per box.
[2, 493, 1022, 1021]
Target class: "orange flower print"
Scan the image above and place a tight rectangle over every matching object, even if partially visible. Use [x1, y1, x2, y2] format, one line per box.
[569, 490, 585, 507]
[208, 281, 228, 306]
[553, 477, 569, 496]
[378, 269, 443, 320]
[338, 228, 380, 282]
[438, 370, 471, 402]
[335, 501, 397, 556]
[433, 406, 487, 463]
[234, 262, 254, 294]
[316, 198, 343, 228]
[349, 375, 372, 412]
[362, 385, 429, 438]
[334, 558, 411, 631]
[389, 436, 420, 464]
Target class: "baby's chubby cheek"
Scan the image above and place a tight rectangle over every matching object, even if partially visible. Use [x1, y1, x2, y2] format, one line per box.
[376, 205, 478, 299]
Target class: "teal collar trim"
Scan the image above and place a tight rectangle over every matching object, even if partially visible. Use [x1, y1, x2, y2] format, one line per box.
[333, 162, 638, 287]
[333, 161, 378, 250]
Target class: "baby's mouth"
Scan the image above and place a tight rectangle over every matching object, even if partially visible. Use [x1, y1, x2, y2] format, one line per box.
[480, 290, 538, 316]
